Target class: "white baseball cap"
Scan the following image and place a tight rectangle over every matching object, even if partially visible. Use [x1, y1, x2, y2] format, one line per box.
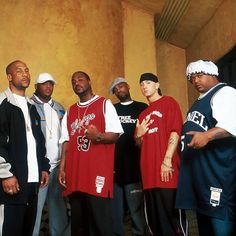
[35, 73, 57, 84]
[109, 77, 127, 94]
[186, 60, 219, 80]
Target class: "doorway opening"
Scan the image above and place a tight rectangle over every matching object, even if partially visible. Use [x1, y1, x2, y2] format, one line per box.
[217, 45, 236, 88]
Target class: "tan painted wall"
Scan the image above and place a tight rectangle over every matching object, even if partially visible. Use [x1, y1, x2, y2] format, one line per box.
[156, 40, 188, 117]
[186, 0, 236, 105]
[121, 1, 157, 104]
[121, 1, 188, 116]
[0, 0, 124, 109]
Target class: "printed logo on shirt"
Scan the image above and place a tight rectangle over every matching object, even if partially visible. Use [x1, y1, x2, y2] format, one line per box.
[185, 111, 208, 131]
[143, 110, 162, 135]
[70, 113, 96, 136]
[95, 176, 105, 193]
[151, 110, 162, 118]
[144, 110, 162, 121]
[119, 116, 136, 124]
[210, 187, 222, 207]
[148, 127, 158, 134]
[71, 118, 80, 136]
[77, 135, 91, 152]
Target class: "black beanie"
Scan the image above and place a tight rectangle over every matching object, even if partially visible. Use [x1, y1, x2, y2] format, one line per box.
[139, 73, 159, 83]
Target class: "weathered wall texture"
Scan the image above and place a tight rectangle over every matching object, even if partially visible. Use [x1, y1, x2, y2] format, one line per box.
[156, 40, 188, 116]
[0, 0, 124, 108]
[186, 0, 236, 105]
[122, 1, 157, 104]
[1, 0, 233, 112]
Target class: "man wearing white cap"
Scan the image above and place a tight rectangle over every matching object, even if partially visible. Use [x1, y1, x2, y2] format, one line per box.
[31, 73, 70, 236]
[176, 60, 236, 235]
[109, 77, 147, 236]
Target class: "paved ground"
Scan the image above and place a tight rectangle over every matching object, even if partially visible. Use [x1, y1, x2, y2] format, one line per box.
[124, 210, 199, 236]
[40, 205, 199, 236]
[186, 210, 199, 236]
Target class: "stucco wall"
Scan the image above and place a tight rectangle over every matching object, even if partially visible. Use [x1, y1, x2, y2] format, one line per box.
[156, 40, 188, 116]
[121, 1, 157, 104]
[0, 0, 124, 109]
[186, 0, 236, 105]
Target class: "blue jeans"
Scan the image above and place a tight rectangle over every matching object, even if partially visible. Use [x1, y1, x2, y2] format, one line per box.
[32, 166, 70, 236]
[111, 182, 146, 236]
[197, 212, 236, 236]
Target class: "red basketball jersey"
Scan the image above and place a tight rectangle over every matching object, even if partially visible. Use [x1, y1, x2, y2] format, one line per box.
[64, 96, 115, 198]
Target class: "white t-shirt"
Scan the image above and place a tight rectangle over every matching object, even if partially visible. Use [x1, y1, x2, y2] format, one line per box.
[199, 83, 236, 136]
[13, 94, 39, 182]
[60, 95, 123, 143]
[44, 101, 61, 171]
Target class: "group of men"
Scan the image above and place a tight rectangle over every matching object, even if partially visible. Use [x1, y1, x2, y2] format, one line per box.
[0, 59, 236, 236]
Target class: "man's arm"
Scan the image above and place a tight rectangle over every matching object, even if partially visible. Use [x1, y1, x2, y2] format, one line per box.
[84, 124, 119, 144]
[187, 127, 231, 149]
[0, 151, 20, 195]
[84, 99, 123, 144]
[84, 99, 123, 143]
[161, 131, 179, 182]
[0, 101, 19, 195]
[186, 86, 236, 150]
[0, 155, 12, 179]
[58, 141, 68, 188]
[135, 117, 152, 146]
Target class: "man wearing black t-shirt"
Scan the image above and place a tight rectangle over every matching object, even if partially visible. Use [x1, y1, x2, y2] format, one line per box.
[109, 77, 147, 236]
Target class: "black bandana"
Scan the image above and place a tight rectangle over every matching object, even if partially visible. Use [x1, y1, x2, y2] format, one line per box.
[139, 73, 159, 83]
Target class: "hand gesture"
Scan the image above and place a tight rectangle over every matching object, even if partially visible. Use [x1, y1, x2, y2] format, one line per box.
[58, 169, 67, 189]
[136, 116, 152, 138]
[160, 161, 174, 182]
[2, 176, 20, 195]
[40, 171, 49, 188]
[84, 124, 99, 142]
[187, 131, 209, 149]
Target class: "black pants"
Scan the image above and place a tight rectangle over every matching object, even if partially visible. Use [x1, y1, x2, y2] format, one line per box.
[69, 191, 113, 236]
[144, 188, 187, 236]
[2, 183, 38, 236]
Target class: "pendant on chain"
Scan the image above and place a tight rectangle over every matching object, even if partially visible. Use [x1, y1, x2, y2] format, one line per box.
[26, 125, 30, 132]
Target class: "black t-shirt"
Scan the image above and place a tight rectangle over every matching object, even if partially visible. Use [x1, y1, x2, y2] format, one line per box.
[114, 101, 148, 184]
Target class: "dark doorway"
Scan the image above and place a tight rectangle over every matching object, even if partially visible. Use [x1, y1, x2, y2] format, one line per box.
[216, 45, 236, 88]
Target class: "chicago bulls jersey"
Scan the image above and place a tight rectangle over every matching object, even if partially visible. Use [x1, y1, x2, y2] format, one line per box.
[64, 96, 115, 198]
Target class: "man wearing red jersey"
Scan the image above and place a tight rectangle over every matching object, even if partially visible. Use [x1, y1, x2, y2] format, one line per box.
[135, 73, 187, 236]
[58, 71, 123, 236]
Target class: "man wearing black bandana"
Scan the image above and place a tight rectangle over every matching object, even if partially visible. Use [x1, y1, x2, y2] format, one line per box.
[136, 73, 187, 236]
